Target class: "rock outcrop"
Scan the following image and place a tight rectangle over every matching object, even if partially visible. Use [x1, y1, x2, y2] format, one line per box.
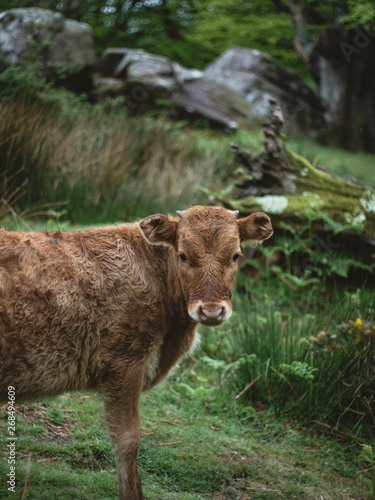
[204, 47, 325, 136]
[0, 8, 95, 91]
[94, 46, 325, 134]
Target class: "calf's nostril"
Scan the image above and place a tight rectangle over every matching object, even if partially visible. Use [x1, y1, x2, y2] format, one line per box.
[198, 306, 207, 320]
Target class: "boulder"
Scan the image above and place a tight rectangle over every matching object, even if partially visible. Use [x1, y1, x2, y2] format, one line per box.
[0, 8, 95, 91]
[204, 47, 325, 136]
[95, 48, 180, 97]
[171, 76, 254, 130]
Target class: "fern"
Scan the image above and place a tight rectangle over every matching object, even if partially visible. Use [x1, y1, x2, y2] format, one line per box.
[311, 251, 373, 278]
[279, 361, 317, 382]
[320, 211, 364, 234]
[194, 182, 237, 200]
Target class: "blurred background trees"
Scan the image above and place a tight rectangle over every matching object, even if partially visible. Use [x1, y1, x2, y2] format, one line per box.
[2, 0, 375, 150]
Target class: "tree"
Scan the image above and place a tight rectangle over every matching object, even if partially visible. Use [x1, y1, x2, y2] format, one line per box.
[273, 0, 375, 152]
[186, 0, 306, 72]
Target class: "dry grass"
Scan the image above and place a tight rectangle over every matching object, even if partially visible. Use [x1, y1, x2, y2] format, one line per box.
[0, 94, 228, 224]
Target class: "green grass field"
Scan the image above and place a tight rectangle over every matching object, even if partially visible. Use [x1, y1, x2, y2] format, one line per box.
[0, 359, 372, 499]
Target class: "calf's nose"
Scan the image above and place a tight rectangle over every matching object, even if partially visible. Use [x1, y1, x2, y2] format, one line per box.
[196, 302, 231, 326]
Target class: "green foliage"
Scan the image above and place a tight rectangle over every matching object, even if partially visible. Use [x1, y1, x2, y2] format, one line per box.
[0, 43, 51, 96]
[339, 0, 375, 30]
[359, 444, 375, 500]
[0, 0, 307, 74]
[245, 204, 373, 292]
[294, 0, 375, 35]
[4, 0, 375, 87]
[214, 280, 375, 439]
[186, 0, 305, 73]
[279, 360, 317, 381]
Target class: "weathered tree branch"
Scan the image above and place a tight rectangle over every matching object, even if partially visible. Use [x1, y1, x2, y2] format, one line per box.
[223, 101, 375, 248]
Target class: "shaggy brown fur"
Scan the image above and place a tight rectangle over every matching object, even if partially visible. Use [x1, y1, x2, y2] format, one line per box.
[0, 206, 272, 499]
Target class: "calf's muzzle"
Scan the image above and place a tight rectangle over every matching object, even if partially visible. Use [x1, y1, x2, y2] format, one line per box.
[189, 301, 232, 326]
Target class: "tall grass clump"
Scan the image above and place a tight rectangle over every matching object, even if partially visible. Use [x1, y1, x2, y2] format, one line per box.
[0, 93, 231, 225]
[203, 273, 375, 441]
[0, 95, 58, 204]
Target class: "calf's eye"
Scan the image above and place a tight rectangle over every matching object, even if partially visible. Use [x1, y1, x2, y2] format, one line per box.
[233, 253, 241, 262]
[178, 252, 187, 262]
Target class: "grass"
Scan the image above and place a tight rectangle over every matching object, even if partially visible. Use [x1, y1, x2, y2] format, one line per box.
[0, 94, 233, 225]
[0, 358, 372, 499]
[287, 136, 375, 184]
[201, 276, 375, 439]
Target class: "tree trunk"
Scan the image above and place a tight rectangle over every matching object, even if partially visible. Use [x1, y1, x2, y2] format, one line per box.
[276, 1, 375, 152]
[221, 101, 375, 249]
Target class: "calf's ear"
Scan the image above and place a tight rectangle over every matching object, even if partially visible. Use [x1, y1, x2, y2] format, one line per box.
[139, 214, 177, 246]
[237, 212, 273, 243]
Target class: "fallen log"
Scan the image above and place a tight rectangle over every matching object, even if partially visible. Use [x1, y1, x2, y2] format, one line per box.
[222, 101, 375, 250]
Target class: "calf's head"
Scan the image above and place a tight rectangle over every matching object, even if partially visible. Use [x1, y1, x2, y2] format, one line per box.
[140, 206, 272, 326]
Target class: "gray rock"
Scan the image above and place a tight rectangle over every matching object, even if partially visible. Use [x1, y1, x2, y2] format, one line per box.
[181, 67, 203, 82]
[94, 48, 128, 77]
[205, 47, 325, 135]
[96, 48, 179, 96]
[93, 76, 125, 98]
[96, 48, 204, 86]
[171, 76, 255, 129]
[0, 8, 95, 90]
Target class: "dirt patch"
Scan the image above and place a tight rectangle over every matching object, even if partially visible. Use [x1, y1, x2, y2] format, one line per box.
[16, 403, 73, 444]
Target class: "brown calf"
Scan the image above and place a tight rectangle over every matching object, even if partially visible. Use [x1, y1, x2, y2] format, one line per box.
[0, 205, 272, 499]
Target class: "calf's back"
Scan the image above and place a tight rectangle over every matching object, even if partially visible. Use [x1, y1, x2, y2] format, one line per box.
[0, 223, 172, 400]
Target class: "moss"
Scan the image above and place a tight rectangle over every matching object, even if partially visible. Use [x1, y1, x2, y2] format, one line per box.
[226, 191, 375, 236]
[225, 145, 375, 238]
[286, 148, 363, 197]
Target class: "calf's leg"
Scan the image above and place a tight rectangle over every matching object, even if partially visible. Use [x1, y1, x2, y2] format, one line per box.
[103, 372, 145, 500]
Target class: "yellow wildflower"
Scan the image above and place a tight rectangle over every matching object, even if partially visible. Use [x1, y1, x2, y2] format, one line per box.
[348, 330, 353, 334]
[354, 318, 363, 327]
[354, 336, 361, 343]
